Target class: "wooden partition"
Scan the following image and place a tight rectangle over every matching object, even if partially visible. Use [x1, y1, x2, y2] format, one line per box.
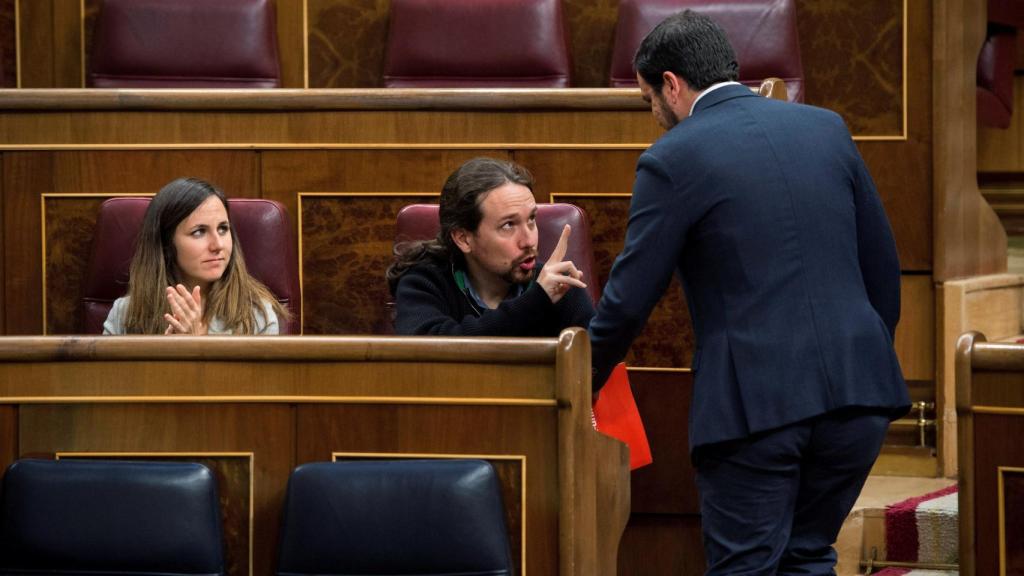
[0, 328, 630, 576]
[956, 332, 1024, 576]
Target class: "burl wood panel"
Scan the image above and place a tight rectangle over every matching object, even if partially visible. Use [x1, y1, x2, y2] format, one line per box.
[3, 150, 258, 335]
[43, 196, 106, 334]
[307, 0, 389, 88]
[19, 404, 295, 576]
[797, 0, 903, 135]
[563, 0, 620, 88]
[297, 404, 558, 576]
[61, 453, 252, 576]
[0, 0, 15, 88]
[301, 194, 423, 334]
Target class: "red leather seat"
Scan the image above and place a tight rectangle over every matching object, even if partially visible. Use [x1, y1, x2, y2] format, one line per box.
[82, 197, 300, 334]
[88, 0, 280, 88]
[395, 203, 600, 303]
[609, 0, 805, 103]
[383, 0, 572, 88]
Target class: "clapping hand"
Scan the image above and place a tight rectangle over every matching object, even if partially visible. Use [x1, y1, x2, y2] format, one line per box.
[164, 284, 209, 335]
[537, 224, 587, 304]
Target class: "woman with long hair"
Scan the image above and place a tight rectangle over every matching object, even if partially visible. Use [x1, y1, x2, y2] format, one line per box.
[102, 177, 288, 335]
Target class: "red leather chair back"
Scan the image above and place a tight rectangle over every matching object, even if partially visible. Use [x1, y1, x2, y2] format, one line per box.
[977, 27, 1016, 129]
[82, 197, 300, 334]
[395, 203, 600, 303]
[383, 0, 572, 88]
[978, 0, 1024, 128]
[88, 0, 280, 88]
[609, 0, 805, 103]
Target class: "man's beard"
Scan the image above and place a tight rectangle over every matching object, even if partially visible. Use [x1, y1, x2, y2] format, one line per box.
[500, 252, 538, 285]
[502, 266, 536, 286]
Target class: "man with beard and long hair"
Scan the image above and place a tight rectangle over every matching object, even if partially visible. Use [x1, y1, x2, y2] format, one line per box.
[387, 157, 593, 335]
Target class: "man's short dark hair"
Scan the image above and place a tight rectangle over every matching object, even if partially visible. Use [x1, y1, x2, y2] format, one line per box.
[633, 10, 740, 93]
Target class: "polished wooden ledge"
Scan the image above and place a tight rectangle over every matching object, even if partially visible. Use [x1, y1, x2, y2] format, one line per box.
[957, 334, 1024, 372]
[0, 334, 560, 363]
[0, 88, 648, 111]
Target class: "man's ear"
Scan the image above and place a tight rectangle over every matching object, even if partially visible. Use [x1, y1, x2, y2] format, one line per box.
[450, 228, 472, 255]
[662, 71, 684, 102]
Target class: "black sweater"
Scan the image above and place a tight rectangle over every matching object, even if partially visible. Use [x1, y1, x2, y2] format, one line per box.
[393, 260, 594, 336]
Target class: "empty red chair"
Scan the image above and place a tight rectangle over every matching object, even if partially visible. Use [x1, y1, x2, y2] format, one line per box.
[609, 0, 805, 102]
[81, 197, 300, 334]
[383, 0, 572, 88]
[88, 0, 280, 88]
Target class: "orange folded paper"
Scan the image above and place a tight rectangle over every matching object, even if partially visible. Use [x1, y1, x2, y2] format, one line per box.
[593, 363, 653, 470]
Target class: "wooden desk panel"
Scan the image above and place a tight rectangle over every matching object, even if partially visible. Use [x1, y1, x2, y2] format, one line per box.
[956, 332, 1024, 576]
[0, 332, 630, 576]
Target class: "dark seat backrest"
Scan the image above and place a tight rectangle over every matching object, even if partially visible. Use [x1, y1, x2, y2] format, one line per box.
[0, 459, 224, 576]
[82, 197, 300, 334]
[609, 0, 805, 103]
[383, 0, 572, 88]
[277, 459, 513, 576]
[977, 0, 1024, 128]
[88, 0, 280, 88]
[396, 202, 601, 303]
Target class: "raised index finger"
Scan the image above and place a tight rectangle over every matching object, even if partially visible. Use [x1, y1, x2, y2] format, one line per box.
[549, 224, 572, 263]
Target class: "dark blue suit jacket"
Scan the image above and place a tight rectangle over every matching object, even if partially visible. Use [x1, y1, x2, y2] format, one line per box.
[589, 84, 910, 451]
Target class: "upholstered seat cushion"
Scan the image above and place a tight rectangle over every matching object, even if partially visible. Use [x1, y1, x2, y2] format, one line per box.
[0, 459, 224, 576]
[277, 459, 513, 576]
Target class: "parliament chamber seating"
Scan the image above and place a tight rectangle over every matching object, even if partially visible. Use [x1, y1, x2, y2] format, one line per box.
[977, 0, 1024, 128]
[81, 197, 301, 334]
[383, 0, 572, 88]
[609, 0, 805, 102]
[88, 0, 281, 88]
[277, 459, 514, 576]
[395, 203, 601, 304]
[0, 459, 224, 576]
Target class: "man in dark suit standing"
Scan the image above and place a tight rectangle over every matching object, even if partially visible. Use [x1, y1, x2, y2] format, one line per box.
[588, 10, 911, 575]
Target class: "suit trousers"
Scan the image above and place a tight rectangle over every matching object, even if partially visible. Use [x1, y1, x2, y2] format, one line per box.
[693, 407, 891, 575]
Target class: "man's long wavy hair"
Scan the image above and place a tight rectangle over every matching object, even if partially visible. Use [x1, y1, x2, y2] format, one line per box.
[121, 177, 288, 334]
[386, 157, 535, 294]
